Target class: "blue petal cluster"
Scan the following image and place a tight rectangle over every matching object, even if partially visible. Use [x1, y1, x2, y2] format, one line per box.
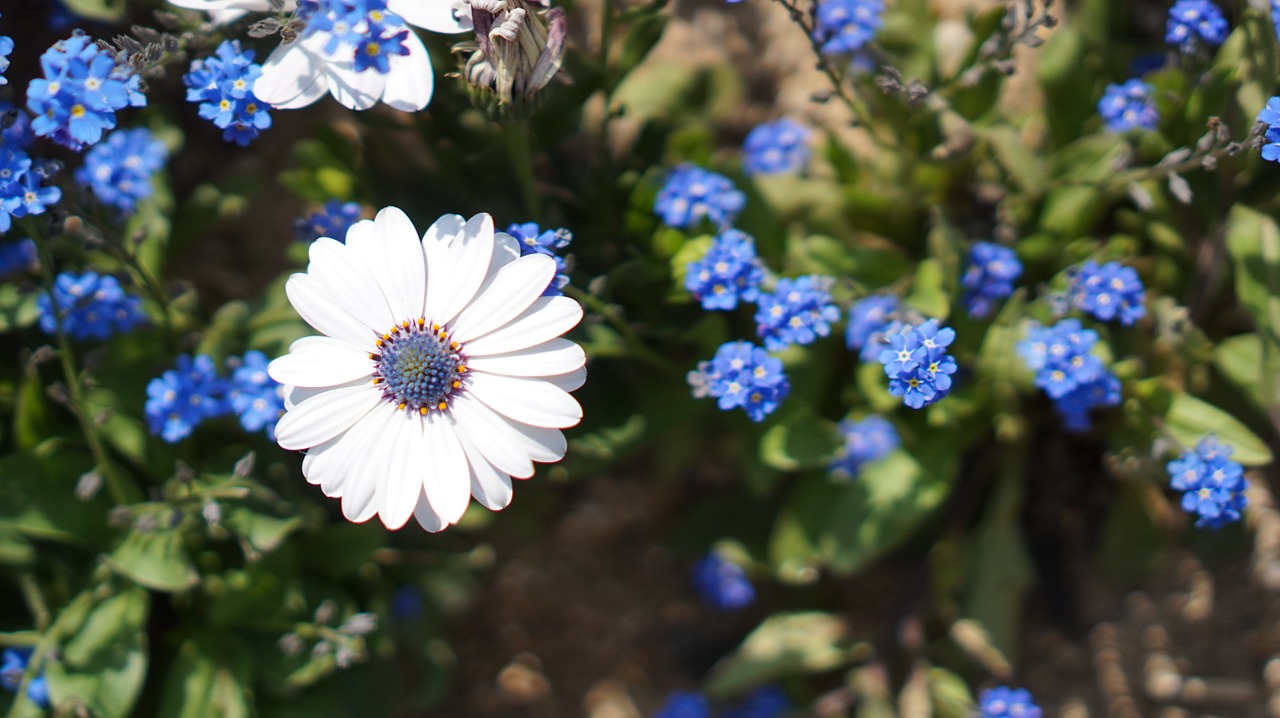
[1167, 436, 1248, 529]
[506, 221, 573, 296]
[296, 199, 363, 242]
[978, 686, 1042, 718]
[183, 40, 272, 146]
[75, 127, 167, 213]
[0, 147, 62, 234]
[1098, 79, 1158, 133]
[691, 551, 755, 610]
[845, 294, 899, 362]
[0, 102, 34, 150]
[721, 686, 789, 718]
[830, 415, 899, 478]
[26, 33, 145, 150]
[654, 164, 745, 230]
[813, 0, 885, 56]
[1165, 0, 1228, 53]
[1068, 260, 1146, 326]
[878, 319, 957, 409]
[298, 0, 410, 74]
[1274, 1, 1280, 41]
[0, 648, 50, 710]
[1257, 97, 1280, 163]
[37, 271, 146, 340]
[755, 276, 840, 351]
[146, 352, 285, 443]
[684, 229, 765, 310]
[1017, 319, 1121, 431]
[0, 238, 35, 277]
[0, 32, 11, 88]
[742, 119, 812, 176]
[653, 692, 711, 718]
[229, 350, 286, 441]
[688, 340, 790, 422]
[962, 242, 1022, 318]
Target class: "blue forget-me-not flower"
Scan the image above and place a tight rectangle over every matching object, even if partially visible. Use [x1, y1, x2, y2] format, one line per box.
[1257, 97, 1280, 163]
[813, 0, 885, 56]
[183, 40, 272, 146]
[692, 551, 755, 610]
[229, 350, 285, 440]
[684, 228, 765, 310]
[755, 276, 840, 351]
[654, 164, 745, 230]
[1165, 0, 1228, 53]
[962, 242, 1022, 318]
[0, 648, 50, 710]
[978, 686, 1042, 718]
[652, 691, 712, 718]
[846, 294, 900, 362]
[830, 415, 899, 478]
[0, 148, 62, 234]
[0, 238, 35, 277]
[296, 199, 364, 243]
[37, 271, 146, 341]
[688, 340, 790, 422]
[1068, 260, 1146, 326]
[878, 319, 957, 409]
[1017, 319, 1121, 431]
[506, 221, 573, 296]
[26, 32, 145, 150]
[75, 127, 168, 213]
[1098, 79, 1158, 133]
[145, 354, 229, 444]
[743, 119, 812, 176]
[1168, 435, 1248, 529]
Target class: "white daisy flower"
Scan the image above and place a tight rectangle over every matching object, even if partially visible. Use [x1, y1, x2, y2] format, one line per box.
[267, 208, 585, 532]
[168, 0, 473, 111]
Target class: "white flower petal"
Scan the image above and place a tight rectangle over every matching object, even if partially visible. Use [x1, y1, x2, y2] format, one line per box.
[449, 394, 535, 478]
[341, 409, 396, 522]
[457, 430, 514, 511]
[412, 488, 448, 532]
[380, 31, 434, 112]
[463, 296, 583, 356]
[256, 41, 330, 109]
[450, 254, 555, 343]
[542, 366, 587, 393]
[492, 231, 521, 268]
[429, 214, 497, 327]
[269, 336, 373, 387]
[371, 207, 427, 321]
[343, 218, 376, 247]
[285, 274, 375, 345]
[468, 372, 581, 429]
[423, 413, 472, 524]
[464, 338, 585, 377]
[274, 383, 381, 451]
[389, 0, 472, 33]
[322, 51, 387, 111]
[308, 238, 397, 332]
[377, 411, 425, 530]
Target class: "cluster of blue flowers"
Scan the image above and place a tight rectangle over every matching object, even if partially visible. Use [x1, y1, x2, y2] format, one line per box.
[742, 119, 812, 176]
[755, 276, 841, 351]
[962, 242, 1022, 318]
[506, 222, 573, 296]
[878, 319, 958, 409]
[0, 238, 35, 277]
[684, 229, 765, 310]
[26, 32, 144, 150]
[1167, 436, 1248, 529]
[0, 18, 11, 88]
[298, 0, 410, 73]
[36, 271, 147, 341]
[654, 164, 746, 230]
[1098, 79, 1158, 133]
[688, 340, 790, 422]
[653, 686, 789, 718]
[1017, 319, 1121, 431]
[183, 40, 272, 146]
[830, 415, 898, 478]
[1258, 98, 1280, 164]
[812, 0, 885, 56]
[145, 351, 284, 443]
[0, 648, 49, 710]
[75, 127, 167, 213]
[691, 551, 755, 610]
[295, 199, 364, 243]
[1165, 0, 1228, 54]
[845, 294, 900, 361]
[1068, 260, 1146, 326]
[977, 686, 1041, 718]
[0, 147, 62, 234]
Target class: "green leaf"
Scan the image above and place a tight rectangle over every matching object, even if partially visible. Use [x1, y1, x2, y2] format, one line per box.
[928, 667, 975, 718]
[758, 410, 841, 471]
[1213, 333, 1280, 412]
[1224, 205, 1280, 411]
[109, 527, 200, 592]
[224, 508, 302, 555]
[0, 451, 110, 545]
[905, 258, 950, 319]
[704, 612, 864, 696]
[47, 587, 149, 718]
[667, 234, 712, 300]
[58, 0, 125, 21]
[1165, 392, 1272, 466]
[1212, 8, 1278, 119]
[613, 10, 668, 83]
[0, 284, 40, 333]
[157, 638, 251, 718]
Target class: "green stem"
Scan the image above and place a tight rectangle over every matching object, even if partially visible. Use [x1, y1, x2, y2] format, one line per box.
[5, 591, 95, 718]
[84, 202, 178, 349]
[17, 575, 49, 632]
[26, 219, 140, 506]
[503, 120, 541, 221]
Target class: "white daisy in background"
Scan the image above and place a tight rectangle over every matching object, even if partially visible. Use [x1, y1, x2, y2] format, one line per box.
[267, 208, 585, 532]
[168, 0, 473, 111]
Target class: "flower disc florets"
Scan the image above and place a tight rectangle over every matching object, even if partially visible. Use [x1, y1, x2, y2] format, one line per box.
[372, 320, 466, 413]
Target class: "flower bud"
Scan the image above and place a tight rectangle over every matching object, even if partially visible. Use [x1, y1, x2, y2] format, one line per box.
[458, 0, 567, 121]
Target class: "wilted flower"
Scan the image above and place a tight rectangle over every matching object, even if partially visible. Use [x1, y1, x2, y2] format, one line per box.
[459, 0, 567, 119]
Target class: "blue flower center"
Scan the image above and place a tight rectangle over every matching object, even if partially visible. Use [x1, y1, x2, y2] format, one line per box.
[371, 320, 466, 414]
